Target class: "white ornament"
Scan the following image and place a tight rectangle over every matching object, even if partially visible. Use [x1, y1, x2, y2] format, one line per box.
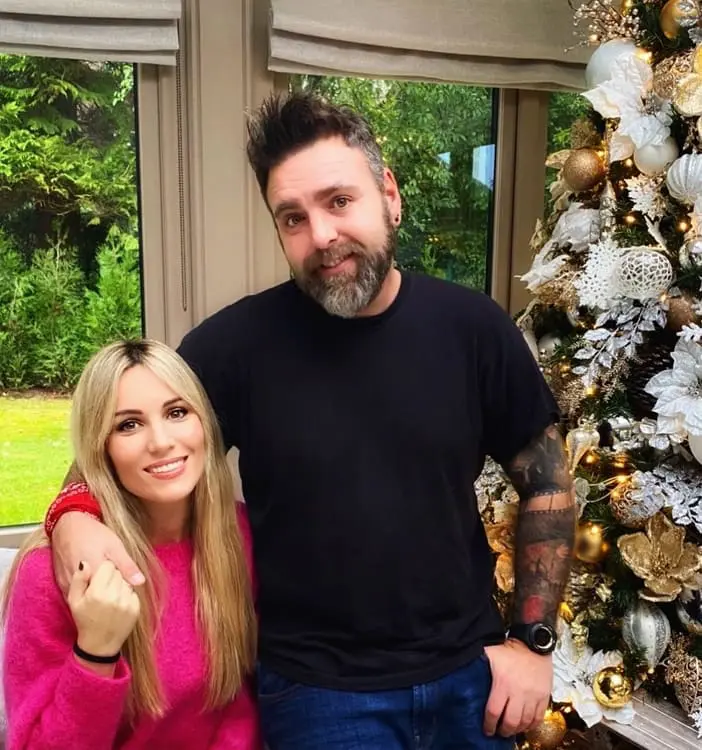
[626, 175, 666, 219]
[614, 248, 673, 300]
[666, 153, 702, 204]
[688, 434, 702, 464]
[585, 39, 641, 88]
[634, 137, 679, 176]
[622, 600, 671, 670]
[575, 238, 625, 309]
[646, 338, 702, 438]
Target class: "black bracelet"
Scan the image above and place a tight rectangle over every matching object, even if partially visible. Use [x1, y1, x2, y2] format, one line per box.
[73, 642, 120, 664]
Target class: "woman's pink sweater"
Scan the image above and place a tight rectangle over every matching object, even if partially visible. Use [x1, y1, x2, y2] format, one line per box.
[3, 504, 261, 750]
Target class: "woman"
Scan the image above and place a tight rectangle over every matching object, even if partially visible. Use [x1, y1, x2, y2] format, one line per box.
[2, 339, 260, 749]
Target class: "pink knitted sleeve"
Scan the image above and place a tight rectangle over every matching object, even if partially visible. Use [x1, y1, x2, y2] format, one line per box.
[3, 548, 131, 750]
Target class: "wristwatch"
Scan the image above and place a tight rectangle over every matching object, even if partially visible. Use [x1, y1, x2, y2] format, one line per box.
[508, 622, 557, 655]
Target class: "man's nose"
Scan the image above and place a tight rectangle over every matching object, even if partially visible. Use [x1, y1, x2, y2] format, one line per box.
[308, 211, 338, 249]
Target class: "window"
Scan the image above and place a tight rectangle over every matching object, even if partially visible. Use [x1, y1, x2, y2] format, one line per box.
[0, 55, 143, 528]
[545, 91, 592, 209]
[291, 77, 498, 292]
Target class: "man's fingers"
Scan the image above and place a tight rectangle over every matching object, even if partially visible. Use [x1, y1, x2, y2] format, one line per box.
[483, 684, 506, 737]
[528, 698, 549, 731]
[67, 561, 91, 607]
[513, 700, 537, 737]
[498, 697, 523, 738]
[106, 547, 145, 587]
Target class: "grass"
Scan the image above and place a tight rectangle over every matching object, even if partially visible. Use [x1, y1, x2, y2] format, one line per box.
[0, 393, 72, 526]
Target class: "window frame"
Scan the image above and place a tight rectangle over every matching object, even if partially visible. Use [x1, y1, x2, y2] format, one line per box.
[0, 0, 553, 543]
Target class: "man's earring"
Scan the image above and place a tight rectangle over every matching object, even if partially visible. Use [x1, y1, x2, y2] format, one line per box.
[395, 215, 400, 224]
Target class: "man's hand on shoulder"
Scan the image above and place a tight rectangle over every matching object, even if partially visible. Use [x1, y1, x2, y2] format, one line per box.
[482, 639, 552, 737]
[52, 512, 145, 595]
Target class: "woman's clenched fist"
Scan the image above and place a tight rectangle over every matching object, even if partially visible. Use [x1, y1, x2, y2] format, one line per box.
[67, 560, 140, 658]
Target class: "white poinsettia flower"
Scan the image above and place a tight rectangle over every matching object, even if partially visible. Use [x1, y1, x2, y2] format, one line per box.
[521, 243, 568, 292]
[645, 339, 702, 435]
[552, 621, 636, 728]
[550, 203, 601, 254]
[583, 55, 671, 160]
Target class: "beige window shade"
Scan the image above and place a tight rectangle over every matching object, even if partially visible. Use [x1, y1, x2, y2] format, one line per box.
[269, 0, 590, 91]
[0, 0, 181, 65]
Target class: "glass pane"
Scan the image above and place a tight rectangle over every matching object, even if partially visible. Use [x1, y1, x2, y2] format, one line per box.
[0, 56, 143, 527]
[546, 91, 592, 210]
[291, 77, 497, 292]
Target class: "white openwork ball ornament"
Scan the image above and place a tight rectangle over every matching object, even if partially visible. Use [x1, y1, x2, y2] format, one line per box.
[614, 247, 673, 300]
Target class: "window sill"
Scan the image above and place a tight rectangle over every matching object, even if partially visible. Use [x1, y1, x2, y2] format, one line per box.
[602, 691, 699, 749]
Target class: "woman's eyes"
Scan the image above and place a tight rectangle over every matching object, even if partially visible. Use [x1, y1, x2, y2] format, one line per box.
[115, 406, 188, 432]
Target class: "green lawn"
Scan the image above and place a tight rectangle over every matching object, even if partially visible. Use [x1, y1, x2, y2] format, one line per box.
[0, 394, 72, 526]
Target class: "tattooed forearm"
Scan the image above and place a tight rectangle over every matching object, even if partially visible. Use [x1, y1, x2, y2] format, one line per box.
[512, 501, 575, 626]
[505, 424, 570, 502]
[504, 426, 575, 627]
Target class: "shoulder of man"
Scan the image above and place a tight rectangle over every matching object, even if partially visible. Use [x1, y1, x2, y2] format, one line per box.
[177, 280, 296, 364]
[406, 272, 514, 331]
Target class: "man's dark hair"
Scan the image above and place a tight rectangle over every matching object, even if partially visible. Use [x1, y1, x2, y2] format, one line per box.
[246, 91, 385, 199]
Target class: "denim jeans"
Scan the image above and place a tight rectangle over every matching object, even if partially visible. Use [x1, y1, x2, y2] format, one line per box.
[257, 653, 515, 749]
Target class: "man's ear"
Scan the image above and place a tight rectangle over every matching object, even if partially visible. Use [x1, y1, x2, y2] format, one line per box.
[382, 167, 402, 223]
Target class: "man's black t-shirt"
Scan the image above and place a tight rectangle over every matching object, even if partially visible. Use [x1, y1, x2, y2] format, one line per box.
[178, 272, 559, 690]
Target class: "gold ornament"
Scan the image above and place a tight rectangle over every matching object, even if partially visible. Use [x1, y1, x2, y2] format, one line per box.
[485, 503, 517, 593]
[653, 51, 693, 99]
[665, 634, 702, 714]
[593, 666, 634, 708]
[674, 72, 702, 117]
[524, 708, 568, 750]
[617, 512, 702, 602]
[666, 293, 700, 331]
[575, 521, 609, 564]
[660, 0, 700, 40]
[562, 148, 607, 193]
[566, 420, 601, 473]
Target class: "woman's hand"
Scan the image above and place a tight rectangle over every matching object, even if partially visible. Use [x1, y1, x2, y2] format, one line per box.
[68, 560, 141, 659]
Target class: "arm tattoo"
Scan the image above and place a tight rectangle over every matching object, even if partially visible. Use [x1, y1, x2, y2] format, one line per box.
[504, 425, 575, 627]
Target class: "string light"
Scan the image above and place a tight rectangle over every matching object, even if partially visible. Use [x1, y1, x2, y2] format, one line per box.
[585, 385, 598, 396]
[624, 158, 634, 167]
[585, 452, 598, 465]
[624, 214, 636, 225]
[679, 220, 690, 232]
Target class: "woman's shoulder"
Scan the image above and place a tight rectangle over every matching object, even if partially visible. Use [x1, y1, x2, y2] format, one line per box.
[12, 546, 55, 587]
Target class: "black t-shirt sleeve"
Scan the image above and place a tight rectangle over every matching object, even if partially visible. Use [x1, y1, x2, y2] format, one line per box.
[477, 297, 560, 467]
[177, 320, 240, 452]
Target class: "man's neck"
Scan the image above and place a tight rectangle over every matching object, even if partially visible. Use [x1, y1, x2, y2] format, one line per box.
[356, 267, 402, 318]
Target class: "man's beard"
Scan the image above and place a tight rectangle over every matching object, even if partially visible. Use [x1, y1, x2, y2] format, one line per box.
[293, 211, 397, 318]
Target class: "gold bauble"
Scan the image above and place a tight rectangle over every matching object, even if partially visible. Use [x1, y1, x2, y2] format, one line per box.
[660, 0, 700, 40]
[667, 293, 700, 332]
[562, 148, 607, 193]
[673, 72, 702, 117]
[524, 708, 568, 750]
[575, 521, 609, 564]
[592, 666, 634, 708]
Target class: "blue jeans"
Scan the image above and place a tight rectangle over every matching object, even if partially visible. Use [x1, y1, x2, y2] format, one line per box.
[257, 653, 515, 749]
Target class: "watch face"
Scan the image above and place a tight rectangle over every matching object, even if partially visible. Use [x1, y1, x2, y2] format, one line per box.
[532, 624, 556, 652]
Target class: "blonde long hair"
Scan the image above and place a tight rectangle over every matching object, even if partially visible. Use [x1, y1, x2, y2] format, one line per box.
[3, 339, 256, 718]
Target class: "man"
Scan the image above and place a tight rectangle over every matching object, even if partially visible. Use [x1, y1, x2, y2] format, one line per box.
[47, 92, 575, 749]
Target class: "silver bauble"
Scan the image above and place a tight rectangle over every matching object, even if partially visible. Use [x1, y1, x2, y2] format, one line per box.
[677, 588, 702, 635]
[622, 600, 671, 669]
[537, 333, 562, 359]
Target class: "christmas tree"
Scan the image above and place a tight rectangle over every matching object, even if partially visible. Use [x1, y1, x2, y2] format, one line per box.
[479, 1, 702, 747]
